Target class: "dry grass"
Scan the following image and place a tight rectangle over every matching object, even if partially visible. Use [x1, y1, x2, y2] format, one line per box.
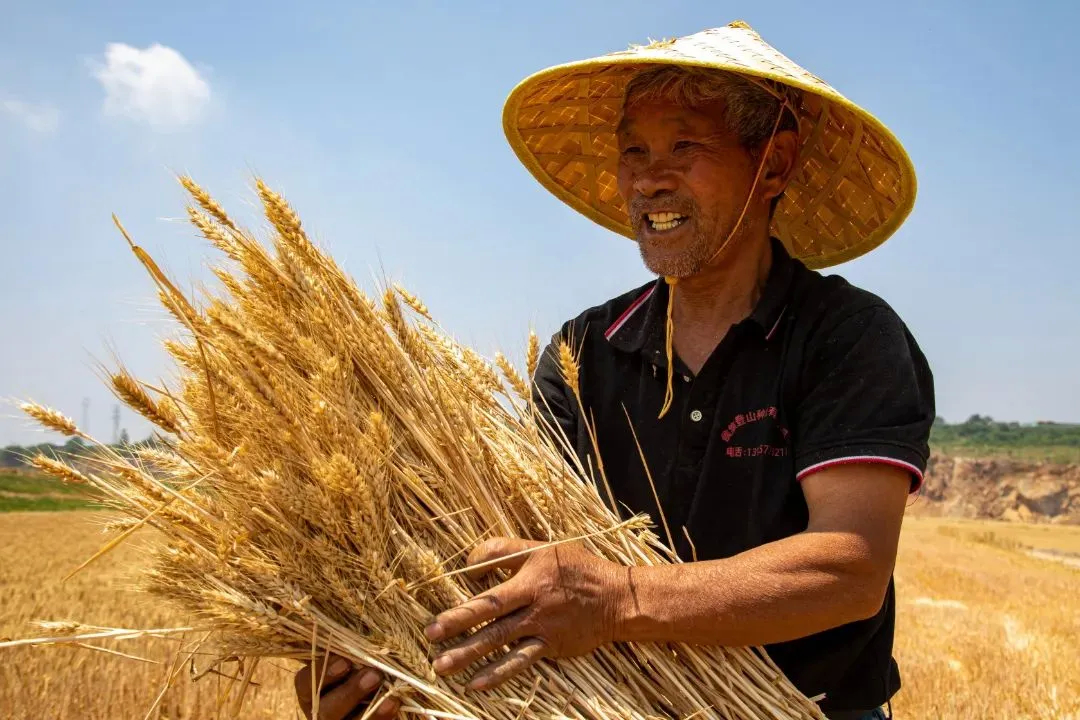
[911, 515, 1080, 555]
[0, 512, 296, 719]
[7, 178, 823, 720]
[4, 512, 1077, 719]
[892, 517, 1080, 719]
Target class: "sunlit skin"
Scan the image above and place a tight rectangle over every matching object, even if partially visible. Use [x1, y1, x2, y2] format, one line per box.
[617, 97, 799, 373]
[618, 97, 776, 278]
[294, 96, 911, 719]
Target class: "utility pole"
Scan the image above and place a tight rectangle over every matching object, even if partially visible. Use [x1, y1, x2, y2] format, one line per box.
[112, 405, 121, 444]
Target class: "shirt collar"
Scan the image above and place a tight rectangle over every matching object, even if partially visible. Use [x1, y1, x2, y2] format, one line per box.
[607, 237, 796, 357]
[750, 237, 795, 339]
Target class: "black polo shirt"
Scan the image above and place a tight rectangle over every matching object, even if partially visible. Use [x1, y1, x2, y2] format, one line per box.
[533, 238, 935, 716]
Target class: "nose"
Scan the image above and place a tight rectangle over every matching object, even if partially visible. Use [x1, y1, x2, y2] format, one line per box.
[631, 163, 678, 198]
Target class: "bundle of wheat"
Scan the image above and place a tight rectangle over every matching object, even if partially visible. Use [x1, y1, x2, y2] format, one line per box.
[7, 178, 825, 720]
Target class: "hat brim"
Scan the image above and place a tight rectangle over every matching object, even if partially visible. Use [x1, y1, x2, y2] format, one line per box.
[502, 25, 916, 269]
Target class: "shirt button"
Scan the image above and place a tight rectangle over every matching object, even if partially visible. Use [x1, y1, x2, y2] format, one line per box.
[690, 409, 703, 422]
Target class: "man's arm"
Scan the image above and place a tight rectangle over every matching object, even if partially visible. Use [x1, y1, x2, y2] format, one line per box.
[424, 462, 910, 689]
[616, 462, 909, 647]
[426, 304, 931, 688]
[623, 300, 933, 647]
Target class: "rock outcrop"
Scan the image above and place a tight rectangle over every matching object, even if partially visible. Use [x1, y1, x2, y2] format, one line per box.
[918, 455, 1080, 524]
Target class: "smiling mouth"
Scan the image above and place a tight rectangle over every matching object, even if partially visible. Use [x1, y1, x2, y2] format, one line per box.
[644, 212, 689, 232]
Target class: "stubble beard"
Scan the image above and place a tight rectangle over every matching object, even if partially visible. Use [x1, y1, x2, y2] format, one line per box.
[638, 207, 733, 279]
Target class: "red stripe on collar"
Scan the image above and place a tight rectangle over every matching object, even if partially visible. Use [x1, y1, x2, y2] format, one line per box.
[765, 306, 787, 341]
[604, 285, 657, 341]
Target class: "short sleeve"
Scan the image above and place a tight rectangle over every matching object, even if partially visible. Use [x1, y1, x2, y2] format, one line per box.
[794, 306, 935, 491]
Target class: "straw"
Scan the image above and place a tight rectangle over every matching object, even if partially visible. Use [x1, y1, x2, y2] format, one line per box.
[12, 177, 826, 720]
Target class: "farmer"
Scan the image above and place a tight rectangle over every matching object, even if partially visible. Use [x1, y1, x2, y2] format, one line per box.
[296, 21, 933, 720]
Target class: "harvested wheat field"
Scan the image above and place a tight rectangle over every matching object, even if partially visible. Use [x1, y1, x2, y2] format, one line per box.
[890, 516, 1080, 719]
[0, 512, 295, 718]
[2, 511, 1077, 719]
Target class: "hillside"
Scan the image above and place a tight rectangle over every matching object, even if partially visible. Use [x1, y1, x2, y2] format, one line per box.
[918, 454, 1080, 524]
[915, 417, 1080, 524]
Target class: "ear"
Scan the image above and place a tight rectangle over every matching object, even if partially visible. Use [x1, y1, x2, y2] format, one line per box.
[760, 129, 799, 205]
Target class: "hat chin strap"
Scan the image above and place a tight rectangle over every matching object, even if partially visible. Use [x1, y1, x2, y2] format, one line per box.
[657, 100, 788, 420]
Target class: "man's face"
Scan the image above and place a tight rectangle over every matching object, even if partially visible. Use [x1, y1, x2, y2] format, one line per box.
[616, 98, 759, 278]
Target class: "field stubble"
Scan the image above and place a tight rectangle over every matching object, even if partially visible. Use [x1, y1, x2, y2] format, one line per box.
[0, 512, 295, 719]
[890, 517, 1079, 719]
[1, 512, 1077, 719]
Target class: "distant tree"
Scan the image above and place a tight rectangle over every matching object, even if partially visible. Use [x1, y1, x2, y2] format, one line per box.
[0, 446, 22, 467]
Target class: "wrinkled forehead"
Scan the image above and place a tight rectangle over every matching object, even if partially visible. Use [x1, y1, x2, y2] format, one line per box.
[616, 96, 728, 137]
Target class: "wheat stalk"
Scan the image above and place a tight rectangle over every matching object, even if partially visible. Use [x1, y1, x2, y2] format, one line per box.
[525, 331, 540, 381]
[556, 341, 580, 402]
[20, 403, 82, 438]
[11, 177, 826, 720]
[30, 455, 91, 485]
[109, 372, 181, 435]
[395, 283, 433, 321]
[495, 352, 530, 402]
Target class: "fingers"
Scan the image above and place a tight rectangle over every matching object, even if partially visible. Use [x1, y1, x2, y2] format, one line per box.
[425, 582, 530, 643]
[295, 655, 355, 713]
[343, 694, 401, 720]
[314, 668, 383, 720]
[432, 609, 532, 677]
[294, 656, 383, 720]
[467, 637, 547, 691]
[366, 696, 402, 720]
[465, 538, 542, 580]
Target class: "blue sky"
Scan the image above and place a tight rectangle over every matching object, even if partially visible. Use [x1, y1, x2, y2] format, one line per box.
[2, 0, 1078, 446]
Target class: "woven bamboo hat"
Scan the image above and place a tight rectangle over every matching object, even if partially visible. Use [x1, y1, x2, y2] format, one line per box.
[502, 21, 916, 269]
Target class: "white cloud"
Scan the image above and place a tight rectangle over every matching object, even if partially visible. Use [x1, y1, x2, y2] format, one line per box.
[92, 43, 210, 129]
[2, 98, 60, 133]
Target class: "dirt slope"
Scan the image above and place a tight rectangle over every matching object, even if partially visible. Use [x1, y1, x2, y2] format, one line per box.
[919, 454, 1080, 524]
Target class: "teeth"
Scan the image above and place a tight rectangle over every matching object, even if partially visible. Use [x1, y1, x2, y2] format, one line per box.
[646, 212, 687, 232]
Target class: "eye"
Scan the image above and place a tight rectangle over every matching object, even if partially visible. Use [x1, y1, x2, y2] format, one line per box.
[620, 145, 644, 156]
[673, 140, 698, 151]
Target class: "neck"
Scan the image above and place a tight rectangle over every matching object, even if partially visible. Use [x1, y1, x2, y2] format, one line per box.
[670, 232, 773, 373]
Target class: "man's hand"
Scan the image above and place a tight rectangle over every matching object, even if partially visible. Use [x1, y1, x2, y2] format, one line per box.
[424, 538, 628, 691]
[294, 654, 401, 720]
